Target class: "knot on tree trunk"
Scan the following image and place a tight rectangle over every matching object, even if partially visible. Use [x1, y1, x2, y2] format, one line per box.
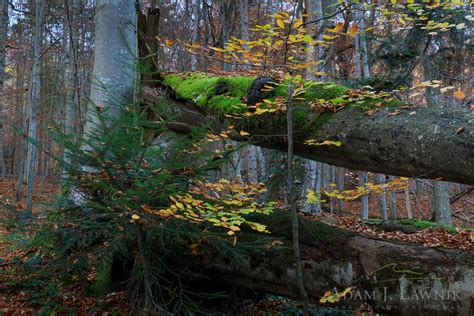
[247, 76, 277, 105]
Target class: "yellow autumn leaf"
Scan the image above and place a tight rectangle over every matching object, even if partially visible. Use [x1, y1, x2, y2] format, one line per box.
[276, 18, 285, 29]
[323, 34, 338, 40]
[239, 131, 250, 136]
[293, 19, 303, 29]
[319, 140, 342, 147]
[131, 214, 140, 220]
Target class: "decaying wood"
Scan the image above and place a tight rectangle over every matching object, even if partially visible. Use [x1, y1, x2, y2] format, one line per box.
[200, 211, 474, 316]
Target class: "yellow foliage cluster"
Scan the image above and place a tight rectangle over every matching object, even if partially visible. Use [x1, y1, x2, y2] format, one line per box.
[307, 177, 409, 203]
[140, 179, 275, 236]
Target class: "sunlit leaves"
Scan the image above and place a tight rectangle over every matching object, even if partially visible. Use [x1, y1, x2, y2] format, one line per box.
[307, 177, 409, 204]
[142, 180, 275, 237]
[320, 287, 353, 304]
[276, 18, 286, 29]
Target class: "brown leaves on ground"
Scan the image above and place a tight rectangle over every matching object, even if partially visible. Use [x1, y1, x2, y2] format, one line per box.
[304, 213, 473, 252]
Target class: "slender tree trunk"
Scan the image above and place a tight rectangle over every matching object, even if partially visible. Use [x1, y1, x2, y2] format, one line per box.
[0, 0, 8, 178]
[304, 160, 322, 213]
[388, 176, 398, 220]
[287, 83, 309, 315]
[359, 6, 370, 78]
[405, 185, 413, 219]
[329, 165, 335, 213]
[63, 0, 80, 178]
[433, 181, 452, 225]
[190, 0, 201, 71]
[240, 0, 249, 43]
[354, 24, 362, 78]
[353, 4, 373, 220]
[202, 0, 211, 71]
[15, 60, 25, 200]
[336, 167, 345, 213]
[377, 174, 388, 220]
[359, 172, 369, 220]
[247, 146, 259, 184]
[240, 0, 250, 71]
[25, 0, 44, 214]
[220, 0, 232, 71]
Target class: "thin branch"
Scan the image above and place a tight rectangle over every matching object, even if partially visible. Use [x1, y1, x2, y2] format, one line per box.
[300, 3, 354, 28]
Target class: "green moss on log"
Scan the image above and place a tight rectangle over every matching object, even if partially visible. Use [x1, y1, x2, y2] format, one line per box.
[162, 73, 406, 135]
[163, 73, 254, 113]
[247, 209, 353, 248]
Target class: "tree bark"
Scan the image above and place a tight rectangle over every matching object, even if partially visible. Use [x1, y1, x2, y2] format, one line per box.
[148, 77, 474, 185]
[83, 0, 137, 139]
[25, 0, 44, 214]
[0, 0, 8, 177]
[201, 211, 474, 316]
[433, 181, 452, 225]
[63, 0, 80, 178]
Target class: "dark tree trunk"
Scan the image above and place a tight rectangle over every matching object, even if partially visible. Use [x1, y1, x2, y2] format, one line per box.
[198, 211, 474, 316]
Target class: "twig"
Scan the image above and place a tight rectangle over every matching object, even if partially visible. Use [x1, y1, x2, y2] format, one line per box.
[300, 3, 354, 28]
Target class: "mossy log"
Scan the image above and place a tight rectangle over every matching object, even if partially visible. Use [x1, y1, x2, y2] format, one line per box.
[145, 73, 474, 185]
[202, 211, 474, 316]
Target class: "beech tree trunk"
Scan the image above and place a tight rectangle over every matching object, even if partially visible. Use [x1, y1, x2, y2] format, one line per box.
[0, 0, 8, 177]
[25, 0, 44, 214]
[148, 81, 474, 185]
[63, 0, 80, 177]
[83, 0, 137, 137]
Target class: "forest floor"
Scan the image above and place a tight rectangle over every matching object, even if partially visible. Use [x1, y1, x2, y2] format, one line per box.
[0, 177, 472, 314]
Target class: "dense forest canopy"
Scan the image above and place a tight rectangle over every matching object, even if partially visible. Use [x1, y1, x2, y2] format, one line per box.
[0, 0, 472, 315]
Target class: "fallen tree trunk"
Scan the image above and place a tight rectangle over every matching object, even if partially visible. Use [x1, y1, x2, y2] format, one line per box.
[204, 211, 474, 316]
[144, 73, 474, 185]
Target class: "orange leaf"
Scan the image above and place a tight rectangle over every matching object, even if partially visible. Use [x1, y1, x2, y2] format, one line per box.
[328, 22, 344, 33]
[453, 90, 466, 100]
[347, 23, 360, 36]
